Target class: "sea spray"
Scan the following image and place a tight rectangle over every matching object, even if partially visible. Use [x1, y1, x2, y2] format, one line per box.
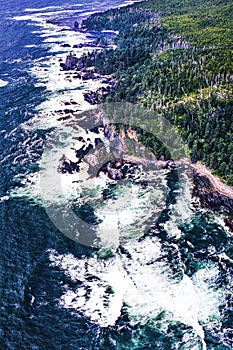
[49, 235, 226, 349]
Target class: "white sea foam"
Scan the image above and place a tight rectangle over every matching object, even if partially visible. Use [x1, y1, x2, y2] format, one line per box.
[14, 0, 139, 25]
[192, 266, 223, 324]
[118, 0, 142, 7]
[24, 5, 85, 13]
[9, 172, 41, 202]
[0, 195, 9, 202]
[20, 48, 104, 131]
[49, 241, 224, 349]
[0, 79, 8, 87]
[12, 0, 118, 136]
[12, 9, 82, 22]
[94, 171, 167, 249]
[164, 171, 194, 239]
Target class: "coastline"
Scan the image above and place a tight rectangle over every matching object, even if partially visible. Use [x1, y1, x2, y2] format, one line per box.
[79, 6, 233, 221]
[116, 155, 233, 219]
[192, 162, 233, 201]
[191, 162, 233, 229]
[44, 2, 233, 228]
[3, 2, 232, 349]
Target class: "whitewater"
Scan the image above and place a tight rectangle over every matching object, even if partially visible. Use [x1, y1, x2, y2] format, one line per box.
[0, 1, 232, 349]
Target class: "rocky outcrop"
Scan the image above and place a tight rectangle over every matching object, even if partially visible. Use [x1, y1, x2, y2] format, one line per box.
[193, 170, 233, 216]
[73, 42, 110, 49]
[97, 158, 141, 180]
[60, 54, 79, 70]
[191, 162, 233, 231]
[58, 156, 80, 174]
[83, 87, 109, 104]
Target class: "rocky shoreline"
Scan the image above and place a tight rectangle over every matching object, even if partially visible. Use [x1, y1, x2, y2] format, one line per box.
[59, 51, 115, 105]
[191, 162, 233, 230]
[55, 17, 233, 231]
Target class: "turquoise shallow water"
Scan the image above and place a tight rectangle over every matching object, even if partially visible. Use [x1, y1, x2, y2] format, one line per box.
[0, 1, 232, 349]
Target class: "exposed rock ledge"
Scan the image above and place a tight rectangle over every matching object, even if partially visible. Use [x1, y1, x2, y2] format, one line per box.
[191, 162, 233, 230]
[118, 156, 233, 226]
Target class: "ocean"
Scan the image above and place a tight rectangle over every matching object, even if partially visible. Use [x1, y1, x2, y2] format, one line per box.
[0, 0, 232, 349]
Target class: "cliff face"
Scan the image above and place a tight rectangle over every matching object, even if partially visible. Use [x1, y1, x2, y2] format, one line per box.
[192, 165, 233, 231]
[193, 173, 233, 214]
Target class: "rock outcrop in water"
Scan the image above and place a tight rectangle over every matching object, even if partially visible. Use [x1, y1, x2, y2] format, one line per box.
[60, 53, 80, 70]
[83, 87, 109, 104]
[58, 155, 80, 174]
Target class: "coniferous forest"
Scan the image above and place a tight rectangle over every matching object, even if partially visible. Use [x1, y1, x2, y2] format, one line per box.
[81, 0, 233, 185]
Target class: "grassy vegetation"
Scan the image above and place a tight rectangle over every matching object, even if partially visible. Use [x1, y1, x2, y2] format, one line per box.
[82, 0, 233, 185]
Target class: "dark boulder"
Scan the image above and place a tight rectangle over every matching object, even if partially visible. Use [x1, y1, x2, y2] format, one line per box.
[58, 158, 80, 174]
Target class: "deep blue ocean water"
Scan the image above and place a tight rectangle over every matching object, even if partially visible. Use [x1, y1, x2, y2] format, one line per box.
[0, 1, 232, 349]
